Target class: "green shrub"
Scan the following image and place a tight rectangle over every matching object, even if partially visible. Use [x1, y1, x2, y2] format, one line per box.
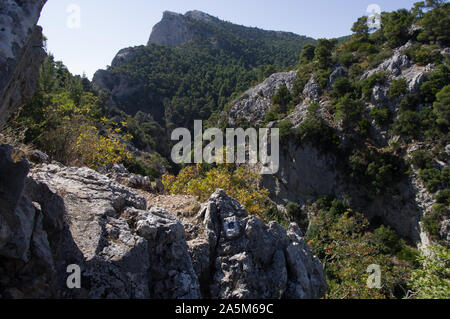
[420, 64, 450, 103]
[409, 245, 450, 299]
[392, 110, 422, 140]
[123, 156, 160, 179]
[314, 38, 337, 70]
[373, 225, 403, 254]
[389, 78, 408, 98]
[358, 118, 371, 136]
[315, 69, 332, 89]
[370, 107, 392, 126]
[425, 203, 447, 238]
[417, 3, 450, 46]
[349, 64, 364, 81]
[331, 77, 353, 99]
[295, 105, 341, 154]
[419, 167, 450, 193]
[436, 188, 450, 205]
[338, 51, 356, 67]
[398, 94, 419, 112]
[396, 246, 420, 266]
[276, 120, 294, 142]
[306, 197, 414, 299]
[292, 66, 313, 97]
[410, 150, 434, 169]
[433, 84, 450, 127]
[334, 94, 364, 128]
[406, 44, 443, 66]
[350, 151, 406, 194]
[299, 44, 316, 65]
[286, 202, 309, 232]
[264, 205, 290, 229]
[272, 84, 292, 113]
[382, 9, 414, 48]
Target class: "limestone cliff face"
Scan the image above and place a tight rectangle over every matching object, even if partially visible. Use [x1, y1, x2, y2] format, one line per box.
[147, 11, 195, 47]
[147, 10, 219, 47]
[0, 0, 47, 126]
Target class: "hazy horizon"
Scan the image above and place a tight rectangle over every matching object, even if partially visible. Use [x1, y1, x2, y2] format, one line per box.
[38, 0, 418, 79]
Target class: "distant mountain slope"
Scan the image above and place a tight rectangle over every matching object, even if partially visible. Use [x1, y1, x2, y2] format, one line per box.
[93, 10, 316, 144]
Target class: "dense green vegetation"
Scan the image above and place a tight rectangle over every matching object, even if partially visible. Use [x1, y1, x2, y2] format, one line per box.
[306, 197, 416, 299]
[103, 15, 315, 156]
[9, 55, 166, 178]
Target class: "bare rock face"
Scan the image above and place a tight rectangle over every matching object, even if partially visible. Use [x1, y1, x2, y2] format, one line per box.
[0, 0, 47, 125]
[28, 163, 201, 299]
[302, 74, 322, 102]
[148, 11, 195, 47]
[361, 41, 433, 108]
[147, 10, 219, 47]
[190, 190, 327, 299]
[227, 71, 297, 126]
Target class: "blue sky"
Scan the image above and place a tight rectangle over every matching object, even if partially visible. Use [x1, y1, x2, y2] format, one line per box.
[38, 0, 418, 79]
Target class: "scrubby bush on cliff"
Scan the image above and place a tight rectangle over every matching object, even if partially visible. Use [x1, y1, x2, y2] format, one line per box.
[306, 197, 414, 299]
[409, 245, 450, 299]
[295, 102, 341, 153]
[13, 55, 140, 171]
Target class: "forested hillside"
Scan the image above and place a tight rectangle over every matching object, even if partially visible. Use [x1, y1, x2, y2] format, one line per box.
[93, 11, 316, 155]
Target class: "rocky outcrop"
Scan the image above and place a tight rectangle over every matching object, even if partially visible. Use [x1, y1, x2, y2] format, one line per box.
[302, 74, 322, 102]
[147, 10, 220, 47]
[362, 41, 434, 108]
[228, 71, 297, 126]
[0, 148, 326, 299]
[0, 0, 47, 126]
[329, 66, 347, 89]
[148, 11, 196, 47]
[97, 163, 164, 193]
[189, 190, 326, 299]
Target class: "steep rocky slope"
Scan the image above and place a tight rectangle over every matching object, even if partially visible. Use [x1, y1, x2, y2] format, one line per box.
[224, 41, 448, 244]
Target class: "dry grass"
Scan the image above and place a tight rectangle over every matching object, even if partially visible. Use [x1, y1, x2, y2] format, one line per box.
[0, 125, 34, 163]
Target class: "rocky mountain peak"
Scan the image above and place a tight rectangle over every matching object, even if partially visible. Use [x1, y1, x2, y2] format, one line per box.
[147, 10, 219, 47]
[147, 10, 194, 47]
[185, 10, 216, 23]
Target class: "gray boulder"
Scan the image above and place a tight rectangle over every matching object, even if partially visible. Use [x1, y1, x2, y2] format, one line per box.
[191, 189, 327, 299]
[302, 74, 322, 102]
[329, 66, 347, 89]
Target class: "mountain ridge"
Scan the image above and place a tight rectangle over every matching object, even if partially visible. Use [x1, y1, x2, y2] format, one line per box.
[147, 9, 309, 47]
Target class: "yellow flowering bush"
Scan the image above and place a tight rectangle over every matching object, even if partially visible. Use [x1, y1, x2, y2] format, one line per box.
[75, 125, 132, 169]
[163, 164, 271, 218]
